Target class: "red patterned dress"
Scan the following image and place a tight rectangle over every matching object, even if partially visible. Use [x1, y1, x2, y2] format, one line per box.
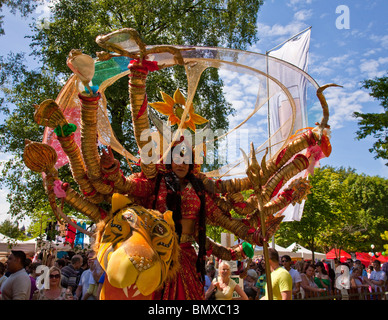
[129, 172, 220, 300]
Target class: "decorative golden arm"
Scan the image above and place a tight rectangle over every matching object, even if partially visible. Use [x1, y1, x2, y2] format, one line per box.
[79, 93, 114, 195]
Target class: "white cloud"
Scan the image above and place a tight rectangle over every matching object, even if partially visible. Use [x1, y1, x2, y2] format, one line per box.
[323, 88, 373, 129]
[257, 21, 308, 40]
[287, 0, 313, 8]
[370, 34, 388, 49]
[359, 57, 388, 79]
[294, 9, 313, 21]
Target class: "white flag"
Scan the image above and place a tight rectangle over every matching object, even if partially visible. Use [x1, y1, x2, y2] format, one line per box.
[267, 29, 311, 221]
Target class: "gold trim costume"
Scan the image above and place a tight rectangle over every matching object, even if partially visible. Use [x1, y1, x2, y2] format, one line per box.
[23, 28, 338, 300]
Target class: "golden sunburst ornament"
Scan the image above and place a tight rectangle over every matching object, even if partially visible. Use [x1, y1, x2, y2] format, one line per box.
[149, 88, 208, 132]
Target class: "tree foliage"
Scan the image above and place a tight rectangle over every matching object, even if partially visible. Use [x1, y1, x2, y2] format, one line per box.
[0, 0, 263, 224]
[275, 166, 388, 255]
[354, 75, 388, 165]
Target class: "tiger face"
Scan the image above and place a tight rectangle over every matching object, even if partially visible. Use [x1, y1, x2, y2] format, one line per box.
[95, 197, 179, 299]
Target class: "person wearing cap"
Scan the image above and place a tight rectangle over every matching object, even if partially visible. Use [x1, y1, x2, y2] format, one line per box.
[1, 250, 31, 300]
[262, 248, 292, 300]
[244, 268, 259, 299]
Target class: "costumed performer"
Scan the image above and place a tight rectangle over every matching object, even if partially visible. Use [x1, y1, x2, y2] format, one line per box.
[100, 137, 249, 300]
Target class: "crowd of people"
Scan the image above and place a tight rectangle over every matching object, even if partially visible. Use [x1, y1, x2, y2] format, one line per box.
[0, 249, 104, 300]
[1, 247, 387, 300]
[203, 250, 388, 301]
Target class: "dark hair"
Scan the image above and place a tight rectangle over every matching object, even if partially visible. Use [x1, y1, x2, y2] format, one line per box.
[282, 255, 291, 262]
[11, 250, 27, 267]
[373, 260, 381, 266]
[303, 262, 314, 273]
[55, 259, 66, 268]
[268, 248, 279, 262]
[315, 261, 328, 275]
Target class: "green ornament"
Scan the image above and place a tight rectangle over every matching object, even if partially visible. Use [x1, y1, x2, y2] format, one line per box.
[242, 242, 254, 259]
[54, 123, 77, 137]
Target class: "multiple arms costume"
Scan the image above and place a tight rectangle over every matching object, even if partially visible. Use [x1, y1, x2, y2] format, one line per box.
[23, 28, 338, 300]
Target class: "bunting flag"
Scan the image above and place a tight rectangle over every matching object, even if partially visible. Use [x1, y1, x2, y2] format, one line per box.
[267, 28, 311, 221]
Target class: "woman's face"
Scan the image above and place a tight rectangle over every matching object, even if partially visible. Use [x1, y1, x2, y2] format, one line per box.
[306, 266, 315, 276]
[219, 264, 231, 278]
[171, 153, 190, 179]
[353, 268, 361, 276]
[49, 270, 61, 287]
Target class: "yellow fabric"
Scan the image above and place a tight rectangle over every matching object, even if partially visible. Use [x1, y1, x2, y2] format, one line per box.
[213, 278, 237, 300]
[264, 267, 292, 300]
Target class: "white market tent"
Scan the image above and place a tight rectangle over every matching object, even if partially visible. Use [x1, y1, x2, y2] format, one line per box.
[285, 242, 326, 260]
[253, 243, 292, 257]
[0, 233, 78, 261]
[0, 233, 36, 260]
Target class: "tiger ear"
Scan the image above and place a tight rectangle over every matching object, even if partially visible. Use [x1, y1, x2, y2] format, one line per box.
[111, 193, 133, 213]
[163, 210, 175, 230]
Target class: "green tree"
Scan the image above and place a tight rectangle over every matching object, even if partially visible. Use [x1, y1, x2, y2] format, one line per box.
[0, 219, 26, 240]
[275, 167, 372, 257]
[354, 75, 388, 165]
[347, 173, 388, 251]
[0, 0, 264, 224]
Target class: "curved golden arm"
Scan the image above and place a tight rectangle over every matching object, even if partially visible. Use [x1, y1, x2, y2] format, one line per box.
[199, 175, 252, 195]
[79, 93, 114, 195]
[57, 133, 104, 204]
[205, 237, 248, 261]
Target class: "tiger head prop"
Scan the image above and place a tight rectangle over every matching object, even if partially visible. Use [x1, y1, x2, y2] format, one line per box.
[94, 194, 180, 299]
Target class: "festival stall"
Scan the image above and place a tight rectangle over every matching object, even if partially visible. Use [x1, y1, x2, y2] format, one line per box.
[0, 233, 36, 260]
[356, 252, 388, 267]
[285, 242, 326, 261]
[254, 243, 291, 258]
[325, 248, 351, 262]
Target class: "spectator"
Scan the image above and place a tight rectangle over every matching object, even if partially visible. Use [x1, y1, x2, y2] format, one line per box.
[381, 261, 388, 277]
[256, 259, 267, 299]
[314, 261, 331, 292]
[346, 258, 354, 274]
[55, 259, 66, 270]
[294, 260, 304, 274]
[28, 262, 41, 300]
[300, 264, 326, 298]
[33, 266, 73, 300]
[204, 264, 216, 293]
[261, 248, 292, 300]
[243, 269, 258, 300]
[76, 251, 98, 300]
[61, 254, 83, 295]
[354, 260, 368, 277]
[204, 261, 248, 300]
[1, 250, 31, 300]
[281, 255, 301, 299]
[367, 265, 374, 278]
[350, 266, 369, 293]
[367, 260, 387, 292]
[326, 262, 336, 292]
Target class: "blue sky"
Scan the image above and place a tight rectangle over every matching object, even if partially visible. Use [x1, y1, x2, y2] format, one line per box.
[250, 0, 388, 178]
[0, 0, 387, 224]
